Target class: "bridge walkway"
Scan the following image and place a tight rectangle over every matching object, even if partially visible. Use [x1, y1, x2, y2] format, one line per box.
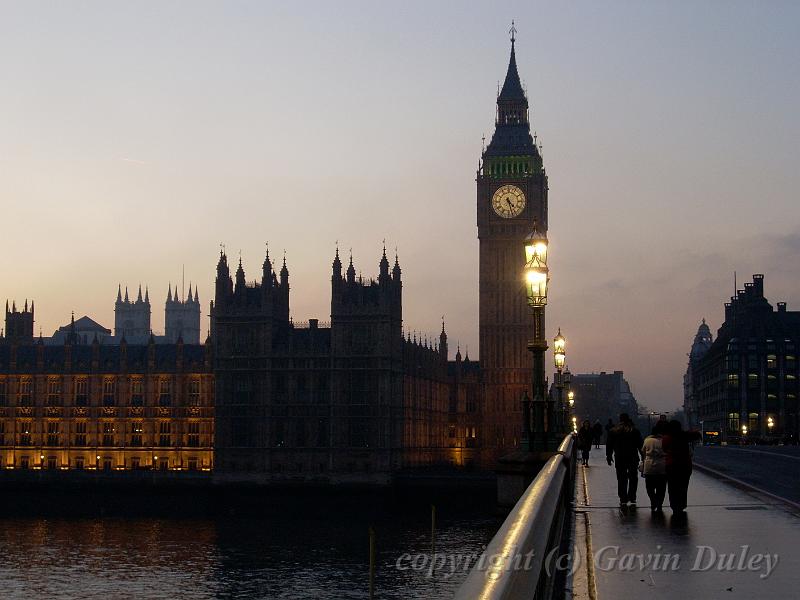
[571, 446, 799, 600]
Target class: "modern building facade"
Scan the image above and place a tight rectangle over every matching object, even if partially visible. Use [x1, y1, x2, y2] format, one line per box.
[689, 274, 800, 442]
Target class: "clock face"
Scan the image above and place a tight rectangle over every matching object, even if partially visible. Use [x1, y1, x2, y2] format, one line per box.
[491, 185, 526, 218]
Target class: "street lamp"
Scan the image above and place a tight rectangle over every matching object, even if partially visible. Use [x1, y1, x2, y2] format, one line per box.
[553, 329, 566, 370]
[523, 221, 550, 451]
[767, 416, 774, 437]
[553, 329, 566, 435]
[568, 390, 575, 408]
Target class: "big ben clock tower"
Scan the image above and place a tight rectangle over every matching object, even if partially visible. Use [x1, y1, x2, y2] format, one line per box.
[477, 28, 548, 463]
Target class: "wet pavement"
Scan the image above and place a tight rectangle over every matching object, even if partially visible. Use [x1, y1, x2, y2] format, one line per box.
[572, 447, 800, 600]
[693, 445, 800, 504]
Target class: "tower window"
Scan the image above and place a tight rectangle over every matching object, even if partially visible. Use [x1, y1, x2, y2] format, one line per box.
[47, 378, 62, 407]
[103, 379, 116, 407]
[188, 378, 201, 406]
[131, 378, 144, 406]
[75, 379, 88, 407]
[18, 378, 32, 406]
[74, 421, 87, 446]
[159, 378, 172, 407]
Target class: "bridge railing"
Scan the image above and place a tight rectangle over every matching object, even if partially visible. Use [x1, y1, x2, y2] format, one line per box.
[454, 434, 576, 600]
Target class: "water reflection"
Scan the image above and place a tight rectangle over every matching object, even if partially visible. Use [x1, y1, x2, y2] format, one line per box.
[0, 501, 501, 599]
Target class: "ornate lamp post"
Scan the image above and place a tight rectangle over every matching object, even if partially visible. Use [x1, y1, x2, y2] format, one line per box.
[523, 222, 549, 451]
[564, 367, 573, 435]
[767, 416, 775, 438]
[553, 330, 566, 436]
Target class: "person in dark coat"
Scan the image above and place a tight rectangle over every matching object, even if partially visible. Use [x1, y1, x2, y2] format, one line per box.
[662, 420, 702, 513]
[606, 413, 644, 506]
[577, 420, 593, 466]
[604, 418, 614, 445]
[592, 420, 603, 449]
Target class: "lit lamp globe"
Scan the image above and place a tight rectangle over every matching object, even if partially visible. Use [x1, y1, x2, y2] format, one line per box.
[553, 329, 566, 370]
[741, 425, 748, 436]
[767, 417, 774, 430]
[568, 390, 575, 407]
[523, 224, 549, 307]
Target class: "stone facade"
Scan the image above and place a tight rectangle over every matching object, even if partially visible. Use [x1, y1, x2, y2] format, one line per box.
[477, 37, 547, 464]
[211, 248, 452, 482]
[690, 274, 800, 442]
[0, 337, 214, 471]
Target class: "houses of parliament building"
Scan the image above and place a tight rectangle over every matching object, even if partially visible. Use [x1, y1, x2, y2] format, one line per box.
[0, 35, 545, 482]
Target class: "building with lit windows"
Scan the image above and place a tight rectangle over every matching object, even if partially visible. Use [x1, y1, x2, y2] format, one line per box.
[0, 305, 214, 472]
[690, 274, 800, 443]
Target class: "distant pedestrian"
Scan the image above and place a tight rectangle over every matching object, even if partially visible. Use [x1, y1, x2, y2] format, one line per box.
[592, 420, 603, 449]
[606, 413, 644, 506]
[662, 420, 702, 513]
[641, 422, 667, 513]
[604, 418, 614, 445]
[578, 421, 593, 466]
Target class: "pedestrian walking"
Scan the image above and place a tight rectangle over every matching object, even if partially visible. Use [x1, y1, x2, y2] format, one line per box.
[592, 420, 603, 449]
[662, 420, 701, 514]
[604, 418, 614, 445]
[577, 420, 593, 466]
[606, 413, 644, 506]
[641, 421, 667, 513]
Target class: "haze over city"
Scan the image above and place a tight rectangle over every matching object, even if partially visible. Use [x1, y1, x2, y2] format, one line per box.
[2, 1, 798, 412]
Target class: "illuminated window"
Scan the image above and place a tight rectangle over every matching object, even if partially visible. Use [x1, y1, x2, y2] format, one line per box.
[46, 421, 60, 446]
[748, 412, 759, 430]
[46, 378, 62, 407]
[748, 374, 759, 389]
[75, 379, 88, 406]
[18, 378, 32, 406]
[103, 379, 116, 407]
[131, 421, 143, 447]
[767, 355, 777, 369]
[188, 378, 201, 406]
[727, 374, 739, 387]
[19, 421, 32, 446]
[727, 413, 740, 431]
[158, 421, 171, 447]
[131, 378, 144, 407]
[187, 421, 200, 447]
[102, 422, 115, 446]
[159, 379, 172, 407]
[74, 421, 87, 446]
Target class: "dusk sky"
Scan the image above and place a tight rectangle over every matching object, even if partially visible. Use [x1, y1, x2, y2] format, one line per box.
[1, 1, 798, 412]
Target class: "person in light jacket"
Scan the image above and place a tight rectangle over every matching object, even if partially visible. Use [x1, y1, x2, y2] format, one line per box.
[641, 421, 667, 513]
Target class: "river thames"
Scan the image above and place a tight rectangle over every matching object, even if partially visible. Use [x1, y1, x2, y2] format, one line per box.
[0, 493, 501, 599]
